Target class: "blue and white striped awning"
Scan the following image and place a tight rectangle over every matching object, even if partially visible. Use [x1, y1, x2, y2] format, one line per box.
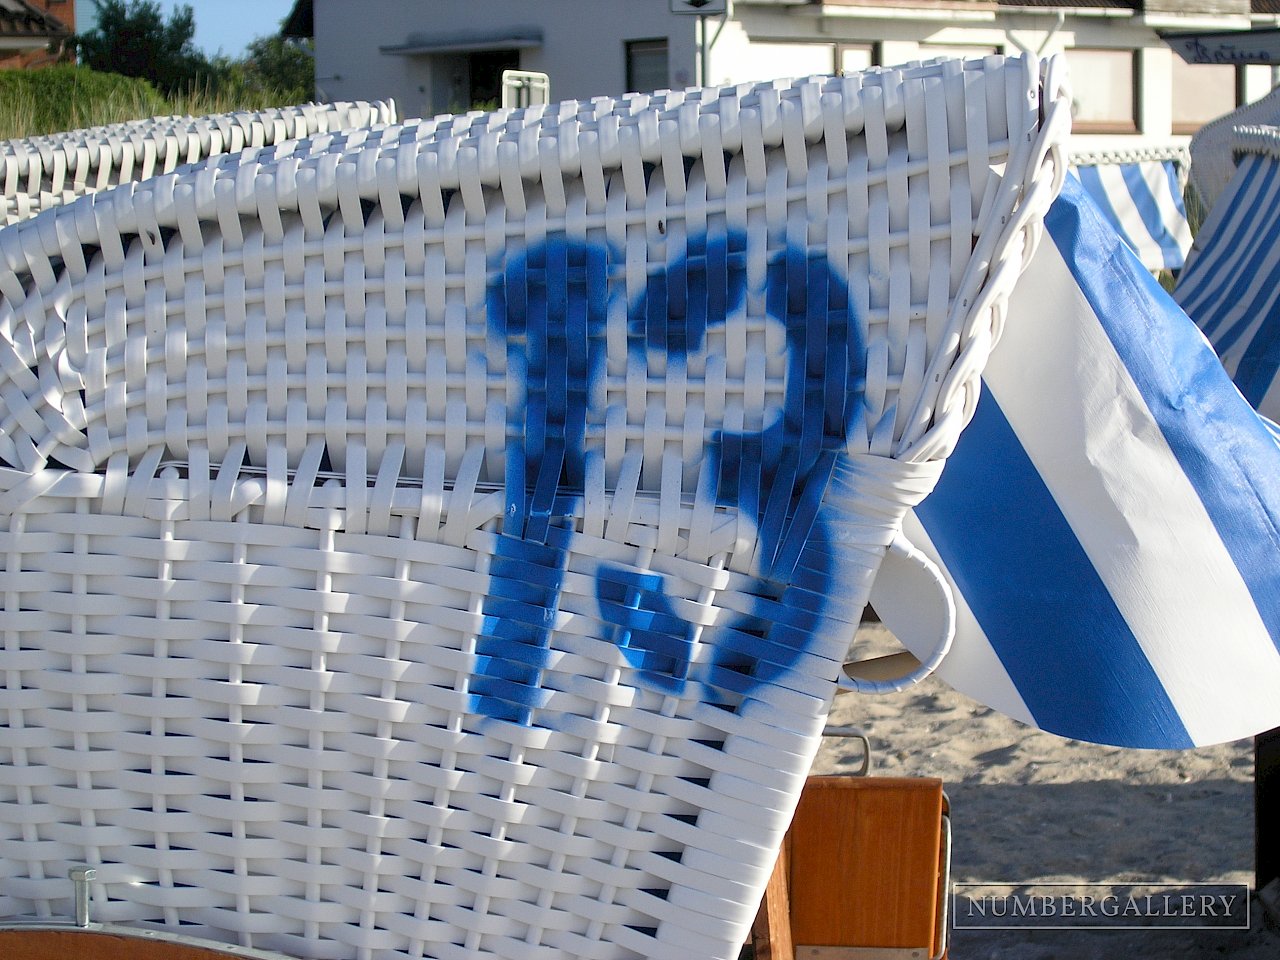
[1071, 150, 1193, 273]
[1175, 126, 1280, 419]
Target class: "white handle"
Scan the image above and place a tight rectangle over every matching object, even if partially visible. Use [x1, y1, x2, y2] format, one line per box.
[838, 531, 955, 694]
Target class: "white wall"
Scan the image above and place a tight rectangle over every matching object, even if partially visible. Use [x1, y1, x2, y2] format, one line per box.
[314, 0, 700, 121]
[312, 0, 1278, 152]
[725, 6, 1278, 153]
[709, 18, 834, 87]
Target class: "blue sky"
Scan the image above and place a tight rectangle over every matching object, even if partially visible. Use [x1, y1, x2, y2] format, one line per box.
[79, 1, 300, 59]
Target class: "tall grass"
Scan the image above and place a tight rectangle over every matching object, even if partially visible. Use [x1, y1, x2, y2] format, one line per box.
[0, 64, 313, 140]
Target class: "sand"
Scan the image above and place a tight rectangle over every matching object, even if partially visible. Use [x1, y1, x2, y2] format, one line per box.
[806, 622, 1280, 959]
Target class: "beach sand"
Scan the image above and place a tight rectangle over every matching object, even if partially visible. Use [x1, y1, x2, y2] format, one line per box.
[806, 622, 1280, 959]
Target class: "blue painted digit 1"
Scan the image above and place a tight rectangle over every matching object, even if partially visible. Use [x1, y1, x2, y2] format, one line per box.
[473, 232, 865, 724]
[471, 237, 609, 725]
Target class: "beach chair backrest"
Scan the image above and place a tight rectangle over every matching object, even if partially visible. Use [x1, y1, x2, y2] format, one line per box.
[0, 57, 1067, 958]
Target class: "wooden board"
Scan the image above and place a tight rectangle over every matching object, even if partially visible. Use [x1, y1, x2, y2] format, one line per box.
[750, 835, 794, 960]
[0, 929, 258, 960]
[753, 776, 946, 958]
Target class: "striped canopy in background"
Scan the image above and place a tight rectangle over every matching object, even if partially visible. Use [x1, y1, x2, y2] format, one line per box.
[1174, 125, 1280, 421]
[1188, 86, 1280, 215]
[1070, 148, 1193, 274]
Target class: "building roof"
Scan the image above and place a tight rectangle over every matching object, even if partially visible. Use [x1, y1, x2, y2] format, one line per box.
[996, 0, 1136, 7]
[282, 0, 313, 39]
[815, 0, 1140, 8]
[0, 0, 69, 40]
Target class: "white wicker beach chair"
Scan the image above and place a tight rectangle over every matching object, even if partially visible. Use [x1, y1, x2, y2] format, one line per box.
[0, 56, 1068, 959]
[0, 100, 397, 226]
[1188, 85, 1280, 216]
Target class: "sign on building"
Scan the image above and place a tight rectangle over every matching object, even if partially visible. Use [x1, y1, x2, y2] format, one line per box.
[670, 0, 728, 15]
[1161, 27, 1280, 65]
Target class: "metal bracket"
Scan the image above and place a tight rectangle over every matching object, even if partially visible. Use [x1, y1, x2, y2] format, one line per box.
[822, 725, 872, 776]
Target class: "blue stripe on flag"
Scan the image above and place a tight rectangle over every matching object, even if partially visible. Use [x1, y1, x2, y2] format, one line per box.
[914, 387, 1194, 748]
[1047, 176, 1280, 656]
[1162, 159, 1189, 228]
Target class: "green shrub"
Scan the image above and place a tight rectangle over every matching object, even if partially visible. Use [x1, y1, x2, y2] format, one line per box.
[0, 62, 317, 141]
[0, 64, 170, 139]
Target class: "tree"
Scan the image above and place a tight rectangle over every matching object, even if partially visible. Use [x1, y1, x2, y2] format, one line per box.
[76, 0, 212, 97]
[245, 36, 313, 96]
[215, 35, 314, 104]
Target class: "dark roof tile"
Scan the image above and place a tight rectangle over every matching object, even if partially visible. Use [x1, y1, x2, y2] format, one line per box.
[996, 0, 1137, 7]
[0, 0, 69, 40]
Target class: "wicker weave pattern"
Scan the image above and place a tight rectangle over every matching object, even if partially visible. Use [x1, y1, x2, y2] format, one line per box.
[0, 58, 1068, 959]
[0, 101, 397, 226]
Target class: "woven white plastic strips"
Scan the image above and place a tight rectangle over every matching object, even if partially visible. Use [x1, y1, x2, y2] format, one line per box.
[0, 100, 396, 226]
[0, 56, 1069, 959]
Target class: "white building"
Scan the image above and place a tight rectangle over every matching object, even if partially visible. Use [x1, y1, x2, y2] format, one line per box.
[286, 0, 1280, 152]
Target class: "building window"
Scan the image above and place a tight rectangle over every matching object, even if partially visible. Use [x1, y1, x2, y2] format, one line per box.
[1063, 48, 1138, 134]
[838, 44, 877, 75]
[918, 44, 998, 64]
[430, 49, 520, 114]
[1171, 58, 1240, 135]
[469, 49, 521, 109]
[626, 39, 669, 94]
[717, 42, 834, 85]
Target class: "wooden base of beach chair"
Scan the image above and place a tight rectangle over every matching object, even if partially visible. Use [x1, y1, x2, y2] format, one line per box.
[0, 928, 259, 960]
[751, 776, 951, 960]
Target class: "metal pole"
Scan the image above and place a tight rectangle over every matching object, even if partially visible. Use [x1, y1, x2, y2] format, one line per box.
[1257, 726, 1280, 893]
[700, 14, 709, 87]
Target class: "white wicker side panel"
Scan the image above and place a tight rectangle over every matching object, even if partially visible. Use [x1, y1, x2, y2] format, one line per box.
[0, 467, 818, 959]
[0, 101, 397, 227]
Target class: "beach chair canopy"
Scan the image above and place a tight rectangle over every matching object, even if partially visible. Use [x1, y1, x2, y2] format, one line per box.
[1069, 147, 1192, 274]
[1188, 85, 1280, 216]
[0, 56, 1069, 959]
[0, 100, 397, 226]
[1175, 124, 1280, 420]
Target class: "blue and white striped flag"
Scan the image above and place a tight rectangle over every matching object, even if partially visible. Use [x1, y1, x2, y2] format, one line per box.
[877, 175, 1280, 749]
